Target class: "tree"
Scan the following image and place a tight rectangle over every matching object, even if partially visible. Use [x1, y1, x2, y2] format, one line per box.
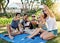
[0, 0, 9, 14]
[0, 0, 3, 13]
[41, 0, 54, 8]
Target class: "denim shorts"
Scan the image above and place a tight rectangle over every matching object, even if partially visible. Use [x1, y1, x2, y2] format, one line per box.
[48, 29, 58, 36]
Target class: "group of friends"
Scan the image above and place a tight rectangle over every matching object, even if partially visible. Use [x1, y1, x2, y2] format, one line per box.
[5, 5, 58, 40]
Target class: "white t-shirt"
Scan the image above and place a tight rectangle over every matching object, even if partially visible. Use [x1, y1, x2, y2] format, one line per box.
[46, 16, 57, 31]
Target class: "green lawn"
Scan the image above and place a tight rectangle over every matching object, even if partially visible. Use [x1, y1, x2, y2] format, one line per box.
[0, 21, 60, 43]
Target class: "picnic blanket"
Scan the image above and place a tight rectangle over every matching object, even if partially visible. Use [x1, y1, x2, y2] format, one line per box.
[0, 33, 47, 43]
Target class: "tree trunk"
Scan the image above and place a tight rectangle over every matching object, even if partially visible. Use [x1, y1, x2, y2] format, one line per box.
[0, 3, 3, 13]
[2, 0, 9, 14]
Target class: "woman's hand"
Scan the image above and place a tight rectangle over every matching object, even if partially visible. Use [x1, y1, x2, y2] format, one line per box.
[43, 4, 49, 10]
[43, 4, 55, 18]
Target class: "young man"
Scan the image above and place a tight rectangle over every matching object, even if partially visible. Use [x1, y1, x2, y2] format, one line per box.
[6, 13, 21, 39]
[20, 14, 31, 34]
[20, 14, 36, 34]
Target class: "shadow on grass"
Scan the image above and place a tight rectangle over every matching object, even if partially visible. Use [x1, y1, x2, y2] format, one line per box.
[0, 27, 7, 31]
[0, 29, 7, 31]
[0, 31, 8, 34]
[47, 33, 60, 43]
[0, 38, 11, 43]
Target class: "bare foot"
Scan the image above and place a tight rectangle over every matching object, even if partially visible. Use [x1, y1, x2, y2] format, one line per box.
[9, 35, 14, 39]
[27, 36, 32, 39]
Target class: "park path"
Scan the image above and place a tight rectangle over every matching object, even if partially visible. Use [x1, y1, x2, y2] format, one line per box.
[0, 27, 7, 33]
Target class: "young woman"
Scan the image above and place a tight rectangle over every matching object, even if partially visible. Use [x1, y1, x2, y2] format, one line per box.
[30, 14, 38, 29]
[27, 5, 57, 40]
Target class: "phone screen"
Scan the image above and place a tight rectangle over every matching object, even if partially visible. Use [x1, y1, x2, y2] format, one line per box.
[39, 5, 44, 8]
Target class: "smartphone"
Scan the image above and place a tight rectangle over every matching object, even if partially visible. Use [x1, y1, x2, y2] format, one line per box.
[39, 5, 44, 8]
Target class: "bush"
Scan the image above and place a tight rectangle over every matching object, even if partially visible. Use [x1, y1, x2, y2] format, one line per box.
[55, 14, 60, 21]
[0, 18, 12, 26]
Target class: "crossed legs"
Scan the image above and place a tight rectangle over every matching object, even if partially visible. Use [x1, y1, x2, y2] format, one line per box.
[27, 28, 55, 40]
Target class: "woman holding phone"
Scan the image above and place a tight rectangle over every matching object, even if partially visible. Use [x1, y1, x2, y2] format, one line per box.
[27, 5, 57, 40]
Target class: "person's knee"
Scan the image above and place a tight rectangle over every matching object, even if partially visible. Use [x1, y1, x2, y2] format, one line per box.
[18, 24, 20, 27]
[17, 31, 23, 34]
[42, 36, 53, 40]
[18, 24, 23, 28]
[40, 35, 47, 40]
[7, 24, 10, 27]
[42, 37, 48, 40]
[7, 24, 11, 30]
[40, 35, 43, 38]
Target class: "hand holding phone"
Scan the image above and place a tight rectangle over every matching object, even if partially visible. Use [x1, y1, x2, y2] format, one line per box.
[39, 5, 44, 8]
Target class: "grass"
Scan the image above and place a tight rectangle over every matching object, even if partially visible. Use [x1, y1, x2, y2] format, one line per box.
[47, 21, 60, 43]
[0, 18, 12, 27]
[0, 21, 60, 43]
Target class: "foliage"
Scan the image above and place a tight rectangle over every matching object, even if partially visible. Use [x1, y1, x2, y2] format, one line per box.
[0, 0, 3, 3]
[26, 9, 36, 16]
[0, 0, 9, 14]
[55, 14, 60, 21]
[41, 0, 53, 8]
[0, 18, 12, 26]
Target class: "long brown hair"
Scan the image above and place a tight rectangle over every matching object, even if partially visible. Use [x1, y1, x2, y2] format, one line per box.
[43, 10, 47, 19]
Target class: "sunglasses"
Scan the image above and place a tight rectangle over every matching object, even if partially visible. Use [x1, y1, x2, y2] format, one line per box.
[32, 16, 35, 17]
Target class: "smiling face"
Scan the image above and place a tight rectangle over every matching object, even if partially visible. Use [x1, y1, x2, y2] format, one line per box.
[16, 13, 20, 20]
[38, 16, 41, 22]
[16, 14, 20, 18]
[32, 16, 36, 20]
[38, 15, 44, 22]
[23, 15, 28, 21]
[43, 8, 48, 14]
[32, 14, 36, 20]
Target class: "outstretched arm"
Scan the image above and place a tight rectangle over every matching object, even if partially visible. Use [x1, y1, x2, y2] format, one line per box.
[44, 5, 55, 18]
